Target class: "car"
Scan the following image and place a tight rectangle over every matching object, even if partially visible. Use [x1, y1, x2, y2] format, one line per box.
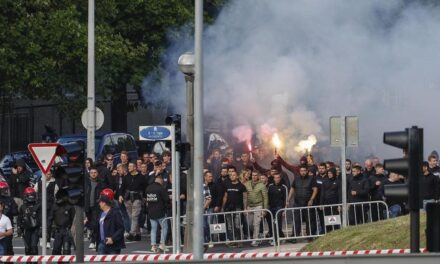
[0, 151, 42, 184]
[57, 132, 138, 165]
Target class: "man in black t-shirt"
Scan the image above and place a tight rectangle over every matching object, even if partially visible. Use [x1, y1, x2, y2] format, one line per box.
[145, 174, 169, 253]
[221, 171, 247, 247]
[287, 166, 318, 240]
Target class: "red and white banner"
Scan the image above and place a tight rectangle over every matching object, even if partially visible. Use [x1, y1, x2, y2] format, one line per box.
[0, 249, 429, 262]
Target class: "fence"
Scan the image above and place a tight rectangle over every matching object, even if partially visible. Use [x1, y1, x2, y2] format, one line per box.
[162, 208, 277, 252]
[274, 201, 390, 247]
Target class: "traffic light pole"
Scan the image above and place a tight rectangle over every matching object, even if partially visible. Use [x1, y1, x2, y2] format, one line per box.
[408, 127, 423, 253]
[74, 206, 84, 262]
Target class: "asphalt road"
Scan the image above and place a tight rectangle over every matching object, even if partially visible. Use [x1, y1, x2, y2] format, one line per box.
[11, 232, 306, 255]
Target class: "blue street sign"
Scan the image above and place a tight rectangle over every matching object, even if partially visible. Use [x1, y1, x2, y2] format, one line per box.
[139, 126, 172, 141]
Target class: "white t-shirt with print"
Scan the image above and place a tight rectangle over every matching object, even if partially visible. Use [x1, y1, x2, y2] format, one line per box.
[0, 214, 12, 240]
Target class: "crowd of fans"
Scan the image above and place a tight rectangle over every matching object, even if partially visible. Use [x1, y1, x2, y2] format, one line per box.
[0, 146, 440, 254]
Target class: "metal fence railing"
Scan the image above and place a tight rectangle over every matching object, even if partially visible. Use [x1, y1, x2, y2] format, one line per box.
[162, 208, 277, 252]
[274, 201, 390, 247]
[159, 201, 390, 252]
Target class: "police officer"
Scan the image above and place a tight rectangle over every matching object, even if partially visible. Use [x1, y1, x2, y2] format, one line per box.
[51, 188, 75, 255]
[0, 181, 18, 256]
[18, 187, 41, 256]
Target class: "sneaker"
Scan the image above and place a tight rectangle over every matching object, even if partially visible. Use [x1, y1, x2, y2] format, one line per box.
[226, 242, 237, 248]
[134, 234, 141, 241]
[88, 243, 96, 249]
[126, 234, 135, 241]
[208, 243, 214, 248]
[46, 242, 51, 249]
[159, 244, 169, 253]
[250, 241, 260, 247]
[124, 231, 130, 238]
[151, 245, 159, 253]
[270, 241, 275, 246]
[288, 239, 297, 244]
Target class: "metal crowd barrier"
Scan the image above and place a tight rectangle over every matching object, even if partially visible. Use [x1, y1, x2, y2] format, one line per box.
[162, 208, 277, 252]
[274, 201, 390, 247]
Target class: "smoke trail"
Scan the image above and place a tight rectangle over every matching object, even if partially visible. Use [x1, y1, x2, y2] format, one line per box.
[142, 0, 440, 162]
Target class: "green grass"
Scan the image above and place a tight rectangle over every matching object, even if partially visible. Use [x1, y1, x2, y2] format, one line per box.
[301, 213, 427, 251]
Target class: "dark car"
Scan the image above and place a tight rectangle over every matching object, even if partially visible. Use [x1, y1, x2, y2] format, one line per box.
[0, 151, 41, 183]
[57, 132, 138, 165]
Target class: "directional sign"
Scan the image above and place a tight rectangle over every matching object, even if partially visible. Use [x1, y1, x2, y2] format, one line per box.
[28, 143, 59, 174]
[139, 126, 172, 141]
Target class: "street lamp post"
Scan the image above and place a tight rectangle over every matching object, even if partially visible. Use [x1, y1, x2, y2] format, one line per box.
[178, 52, 195, 253]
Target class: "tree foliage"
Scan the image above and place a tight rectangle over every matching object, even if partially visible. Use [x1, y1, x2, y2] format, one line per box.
[0, 0, 226, 122]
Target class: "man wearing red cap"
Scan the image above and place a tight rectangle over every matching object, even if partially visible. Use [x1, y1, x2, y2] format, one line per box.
[95, 188, 125, 254]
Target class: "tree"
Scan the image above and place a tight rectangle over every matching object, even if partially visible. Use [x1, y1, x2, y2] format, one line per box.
[0, 0, 226, 132]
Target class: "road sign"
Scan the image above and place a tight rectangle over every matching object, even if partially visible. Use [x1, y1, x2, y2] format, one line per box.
[139, 126, 172, 141]
[81, 107, 104, 130]
[27, 143, 59, 174]
[330, 116, 359, 147]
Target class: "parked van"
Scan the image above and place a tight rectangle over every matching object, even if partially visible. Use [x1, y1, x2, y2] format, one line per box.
[57, 132, 138, 165]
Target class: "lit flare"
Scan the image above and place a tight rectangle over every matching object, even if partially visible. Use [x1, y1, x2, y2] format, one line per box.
[295, 135, 317, 153]
[272, 133, 281, 154]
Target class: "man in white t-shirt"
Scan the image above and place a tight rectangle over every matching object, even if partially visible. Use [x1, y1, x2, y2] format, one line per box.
[0, 200, 13, 255]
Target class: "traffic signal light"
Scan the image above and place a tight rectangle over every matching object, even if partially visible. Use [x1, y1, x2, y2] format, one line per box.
[53, 141, 85, 205]
[383, 126, 423, 253]
[179, 142, 191, 170]
[383, 126, 423, 210]
[165, 114, 182, 144]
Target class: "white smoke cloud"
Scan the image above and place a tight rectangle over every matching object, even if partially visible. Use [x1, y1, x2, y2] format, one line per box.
[143, 0, 440, 162]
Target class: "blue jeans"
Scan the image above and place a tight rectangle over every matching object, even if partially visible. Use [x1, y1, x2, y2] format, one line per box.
[388, 204, 402, 218]
[0, 238, 6, 255]
[150, 217, 168, 246]
[203, 208, 214, 243]
[97, 242, 121, 254]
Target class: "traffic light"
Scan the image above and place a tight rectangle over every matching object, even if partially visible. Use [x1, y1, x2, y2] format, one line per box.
[165, 114, 182, 145]
[383, 126, 423, 253]
[53, 141, 85, 205]
[383, 126, 423, 210]
[179, 142, 191, 170]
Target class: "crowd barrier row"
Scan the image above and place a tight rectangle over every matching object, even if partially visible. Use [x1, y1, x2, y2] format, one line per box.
[162, 201, 390, 252]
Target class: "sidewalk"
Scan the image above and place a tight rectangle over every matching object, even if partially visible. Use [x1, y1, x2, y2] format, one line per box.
[205, 241, 308, 253]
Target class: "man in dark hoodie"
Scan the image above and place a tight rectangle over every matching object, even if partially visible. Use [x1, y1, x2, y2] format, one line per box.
[347, 165, 370, 225]
[9, 159, 31, 209]
[319, 167, 341, 233]
[421, 161, 439, 209]
[368, 163, 388, 222]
